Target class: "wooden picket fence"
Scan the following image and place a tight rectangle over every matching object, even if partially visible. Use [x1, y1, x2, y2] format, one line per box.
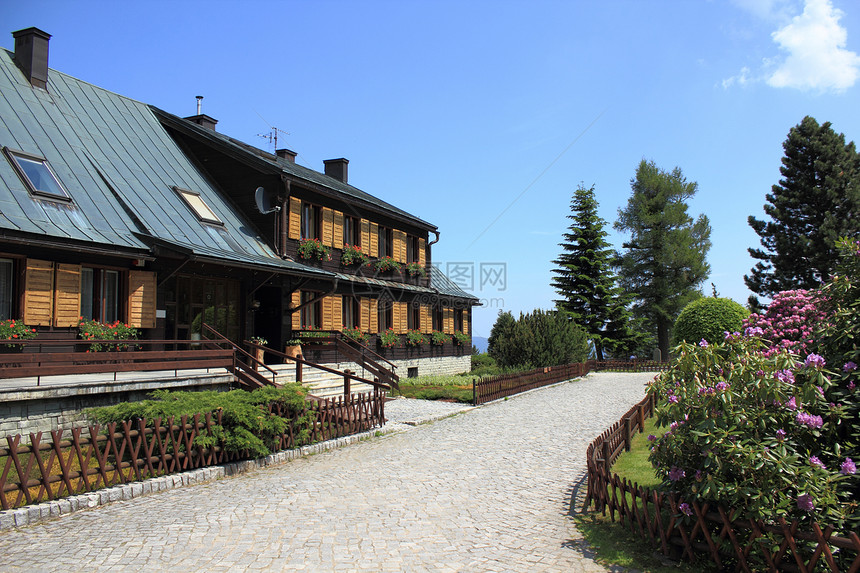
[472, 362, 596, 405]
[585, 394, 860, 572]
[0, 391, 384, 510]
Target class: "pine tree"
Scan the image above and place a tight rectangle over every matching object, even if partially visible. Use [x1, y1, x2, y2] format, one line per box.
[615, 160, 711, 360]
[551, 184, 633, 360]
[745, 116, 860, 299]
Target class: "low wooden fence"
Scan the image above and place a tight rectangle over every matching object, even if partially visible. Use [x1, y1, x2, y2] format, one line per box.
[473, 362, 596, 405]
[0, 391, 385, 510]
[473, 359, 670, 405]
[585, 395, 860, 571]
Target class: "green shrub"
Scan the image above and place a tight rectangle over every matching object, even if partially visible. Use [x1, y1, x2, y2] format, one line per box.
[672, 297, 748, 345]
[488, 309, 589, 369]
[471, 353, 496, 371]
[87, 385, 312, 457]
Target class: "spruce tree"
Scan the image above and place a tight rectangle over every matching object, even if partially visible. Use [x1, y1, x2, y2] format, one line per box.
[551, 184, 632, 360]
[745, 116, 860, 299]
[615, 160, 711, 360]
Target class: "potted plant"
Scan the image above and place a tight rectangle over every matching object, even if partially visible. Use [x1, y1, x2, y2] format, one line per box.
[378, 328, 400, 348]
[404, 262, 427, 278]
[374, 256, 402, 274]
[297, 238, 332, 262]
[430, 330, 450, 346]
[452, 331, 470, 346]
[0, 319, 37, 352]
[78, 318, 139, 352]
[341, 244, 369, 267]
[405, 329, 427, 347]
[284, 338, 302, 363]
[342, 327, 369, 345]
[249, 336, 267, 369]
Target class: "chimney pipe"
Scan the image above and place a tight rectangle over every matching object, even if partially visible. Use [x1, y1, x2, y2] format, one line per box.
[323, 158, 349, 184]
[196, 95, 203, 115]
[276, 149, 297, 163]
[12, 27, 51, 90]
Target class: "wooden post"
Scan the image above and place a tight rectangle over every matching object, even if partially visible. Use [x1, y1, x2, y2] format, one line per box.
[624, 417, 632, 451]
[296, 360, 302, 383]
[343, 369, 351, 397]
[638, 404, 646, 433]
[602, 440, 611, 475]
[472, 378, 477, 406]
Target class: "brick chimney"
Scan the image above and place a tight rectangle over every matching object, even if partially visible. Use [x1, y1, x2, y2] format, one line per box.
[323, 158, 349, 183]
[12, 27, 51, 89]
[184, 114, 218, 131]
[276, 149, 297, 163]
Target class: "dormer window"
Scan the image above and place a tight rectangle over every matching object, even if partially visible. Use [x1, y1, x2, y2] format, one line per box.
[174, 186, 223, 225]
[4, 148, 70, 200]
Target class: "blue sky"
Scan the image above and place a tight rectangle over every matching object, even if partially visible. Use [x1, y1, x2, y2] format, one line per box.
[4, 0, 860, 337]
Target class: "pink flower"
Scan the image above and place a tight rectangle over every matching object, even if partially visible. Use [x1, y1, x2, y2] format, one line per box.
[805, 354, 826, 369]
[797, 493, 815, 512]
[841, 458, 856, 475]
[809, 456, 825, 469]
[679, 502, 693, 516]
[844, 362, 857, 372]
[668, 467, 685, 482]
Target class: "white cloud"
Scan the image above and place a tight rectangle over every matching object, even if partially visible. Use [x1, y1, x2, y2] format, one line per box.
[766, 0, 860, 92]
[722, 66, 753, 89]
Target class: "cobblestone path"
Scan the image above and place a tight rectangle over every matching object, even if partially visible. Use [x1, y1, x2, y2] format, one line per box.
[0, 372, 652, 572]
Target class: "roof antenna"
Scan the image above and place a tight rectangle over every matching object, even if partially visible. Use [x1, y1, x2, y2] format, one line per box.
[195, 95, 203, 115]
[257, 126, 290, 152]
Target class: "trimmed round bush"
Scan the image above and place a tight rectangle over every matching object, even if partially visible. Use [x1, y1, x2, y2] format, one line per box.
[673, 297, 749, 345]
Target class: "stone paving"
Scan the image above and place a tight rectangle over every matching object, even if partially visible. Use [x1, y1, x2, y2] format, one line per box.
[0, 372, 653, 572]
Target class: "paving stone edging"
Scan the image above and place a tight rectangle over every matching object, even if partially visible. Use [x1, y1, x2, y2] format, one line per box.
[0, 413, 447, 532]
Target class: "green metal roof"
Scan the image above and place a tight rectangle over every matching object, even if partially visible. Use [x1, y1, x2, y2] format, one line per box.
[0, 49, 330, 278]
[152, 107, 438, 231]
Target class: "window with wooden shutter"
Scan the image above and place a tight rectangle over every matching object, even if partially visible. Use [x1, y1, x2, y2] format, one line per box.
[330, 295, 342, 331]
[393, 230, 405, 263]
[288, 197, 301, 240]
[24, 259, 53, 326]
[369, 222, 379, 258]
[127, 270, 156, 328]
[393, 301, 408, 334]
[333, 210, 344, 250]
[291, 290, 301, 330]
[418, 238, 426, 266]
[463, 309, 470, 336]
[360, 219, 370, 252]
[53, 264, 81, 327]
[321, 296, 333, 330]
[443, 308, 454, 334]
[321, 207, 334, 247]
[368, 298, 378, 333]
[420, 305, 431, 334]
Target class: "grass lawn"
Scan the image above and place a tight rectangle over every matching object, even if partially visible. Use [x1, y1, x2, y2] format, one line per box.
[391, 374, 474, 403]
[574, 416, 718, 572]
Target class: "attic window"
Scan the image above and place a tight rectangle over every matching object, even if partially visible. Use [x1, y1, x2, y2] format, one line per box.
[174, 187, 223, 225]
[4, 148, 70, 200]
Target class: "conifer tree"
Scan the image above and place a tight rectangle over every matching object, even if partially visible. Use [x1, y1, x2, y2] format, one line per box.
[551, 184, 633, 360]
[615, 160, 711, 360]
[745, 116, 860, 300]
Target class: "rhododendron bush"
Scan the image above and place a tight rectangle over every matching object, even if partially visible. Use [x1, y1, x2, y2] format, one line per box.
[647, 238, 859, 533]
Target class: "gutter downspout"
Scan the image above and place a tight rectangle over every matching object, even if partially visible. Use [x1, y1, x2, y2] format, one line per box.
[428, 230, 440, 246]
[280, 176, 290, 258]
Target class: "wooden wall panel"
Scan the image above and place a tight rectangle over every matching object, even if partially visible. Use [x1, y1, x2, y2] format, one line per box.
[24, 259, 53, 326]
[54, 264, 81, 328]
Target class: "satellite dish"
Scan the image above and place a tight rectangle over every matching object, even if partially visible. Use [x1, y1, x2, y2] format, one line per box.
[254, 186, 280, 214]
